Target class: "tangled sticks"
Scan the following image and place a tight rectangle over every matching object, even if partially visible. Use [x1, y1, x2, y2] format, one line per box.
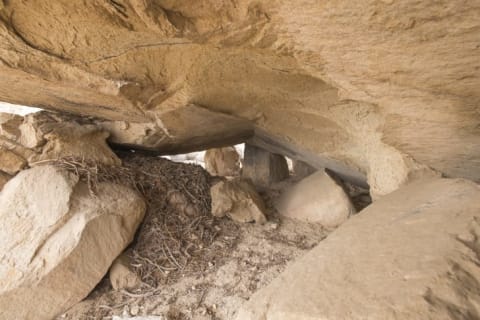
[38, 153, 219, 288]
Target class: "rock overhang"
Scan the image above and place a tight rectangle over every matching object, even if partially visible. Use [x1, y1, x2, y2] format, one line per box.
[0, 0, 478, 197]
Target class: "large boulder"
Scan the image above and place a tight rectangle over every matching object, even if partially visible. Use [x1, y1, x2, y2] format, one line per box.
[205, 147, 241, 177]
[275, 171, 356, 228]
[0, 165, 146, 320]
[18, 112, 57, 149]
[0, 111, 122, 167]
[236, 178, 480, 320]
[211, 179, 267, 224]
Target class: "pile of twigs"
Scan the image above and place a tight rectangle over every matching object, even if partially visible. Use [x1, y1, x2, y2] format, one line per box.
[37, 153, 216, 287]
[120, 152, 216, 287]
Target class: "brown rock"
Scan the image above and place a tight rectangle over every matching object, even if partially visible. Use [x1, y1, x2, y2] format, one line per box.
[0, 165, 146, 320]
[236, 178, 480, 320]
[275, 171, 355, 228]
[0, 113, 23, 141]
[0, 148, 26, 175]
[0, 1, 478, 197]
[38, 122, 121, 166]
[0, 113, 19, 125]
[0, 136, 39, 164]
[204, 147, 241, 177]
[211, 179, 267, 224]
[109, 254, 141, 291]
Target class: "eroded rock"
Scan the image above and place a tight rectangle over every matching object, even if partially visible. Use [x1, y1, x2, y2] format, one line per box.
[109, 254, 142, 291]
[275, 171, 355, 228]
[39, 122, 121, 165]
[205, 147, 241, 177]
[237, 178, 480, 320]
[0, 111, 123, 168]
[0, 0, 477, 198]
[0, 165, 146, 320]
[211, 179, 267, 224]
[0, 112, 22, 141]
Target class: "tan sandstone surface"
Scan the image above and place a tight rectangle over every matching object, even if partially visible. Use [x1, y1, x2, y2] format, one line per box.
[0, 1, 478, 197]
[0, 165, 146, 320]
[236, 177, 480, 320]
[275, 171, 355, 228]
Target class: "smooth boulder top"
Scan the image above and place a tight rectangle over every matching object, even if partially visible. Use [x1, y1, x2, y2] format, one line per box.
[275, 170, 355, 228]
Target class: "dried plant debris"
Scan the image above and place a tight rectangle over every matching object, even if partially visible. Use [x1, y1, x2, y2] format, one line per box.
[50, 152, 328, 320]
[39, 153, 235, 287]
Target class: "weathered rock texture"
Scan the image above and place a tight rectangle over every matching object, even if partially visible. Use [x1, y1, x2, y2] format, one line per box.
[205, 146, 241, 177]
[0, 165, 146, 320]
[236, 178, 480, 319]
[0, 111, 121, 171]
[0, 147, 25, 174]
[109, 254, 141, 291]
[0, 1, 478, 196]
[275, 171, 355, 228]
[211, 179, 267, 224]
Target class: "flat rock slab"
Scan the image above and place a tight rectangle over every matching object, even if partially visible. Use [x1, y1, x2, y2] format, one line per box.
[236, 178, 480, 320]
[0, 165, 146, 320]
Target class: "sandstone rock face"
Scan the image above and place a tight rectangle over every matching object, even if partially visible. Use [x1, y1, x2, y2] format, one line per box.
[0, 111, 121, 167]
[0, 112, 22, 141]
[242, 144, 289, 188]
[0, 165, 146, 320]
[204, 147, 241, 177]
[211, 179, 267, 224]
[236, 178, 480, 320]
[275, 171, 355, 228]
[1, 1, 477, 196]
